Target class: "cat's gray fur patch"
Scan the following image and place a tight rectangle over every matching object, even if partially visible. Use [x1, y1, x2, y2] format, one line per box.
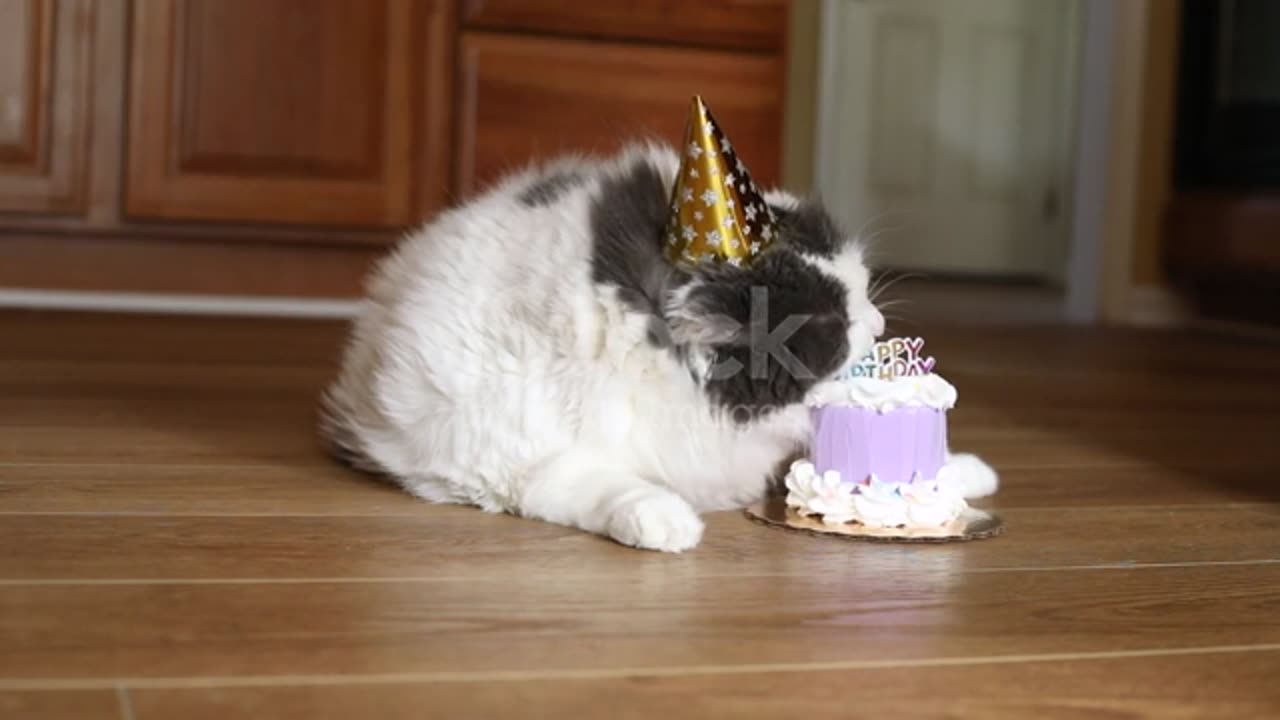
[519, 170, 586, 207]
[587, 159, 687, 346]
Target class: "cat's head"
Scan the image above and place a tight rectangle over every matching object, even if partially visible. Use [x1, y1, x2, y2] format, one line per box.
[666, 194, 884, 413]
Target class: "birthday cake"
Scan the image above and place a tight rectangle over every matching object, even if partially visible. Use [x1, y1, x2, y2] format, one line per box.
[784, 337, 969, 531]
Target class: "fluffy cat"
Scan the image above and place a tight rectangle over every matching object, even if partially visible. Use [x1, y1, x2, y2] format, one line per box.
[320, 142, 997, 552]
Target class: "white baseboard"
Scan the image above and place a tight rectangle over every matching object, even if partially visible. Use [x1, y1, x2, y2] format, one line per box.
[1126, 284, 1195, 328]
[0, 289, 363, 318]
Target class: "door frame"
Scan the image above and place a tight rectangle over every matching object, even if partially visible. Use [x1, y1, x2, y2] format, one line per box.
[813, 0, 1148, 324]
[1063, 0, 1154, 324]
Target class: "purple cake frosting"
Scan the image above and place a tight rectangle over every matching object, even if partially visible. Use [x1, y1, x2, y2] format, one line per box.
[810, 405, 947, 485]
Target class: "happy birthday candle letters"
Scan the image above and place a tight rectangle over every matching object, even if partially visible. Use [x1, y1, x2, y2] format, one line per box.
[844, 337, 937, 380]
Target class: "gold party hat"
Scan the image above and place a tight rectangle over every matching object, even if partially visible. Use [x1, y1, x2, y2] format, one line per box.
[663, 96, 778, 268]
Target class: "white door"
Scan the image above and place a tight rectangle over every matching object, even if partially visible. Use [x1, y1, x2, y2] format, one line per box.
[817, 0, 1079, 278]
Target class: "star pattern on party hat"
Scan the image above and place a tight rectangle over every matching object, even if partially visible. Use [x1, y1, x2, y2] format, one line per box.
[664, 96, 778, 268]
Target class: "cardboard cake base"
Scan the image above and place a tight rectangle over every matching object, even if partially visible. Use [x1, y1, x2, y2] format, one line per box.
[745, 496, 1004, 543]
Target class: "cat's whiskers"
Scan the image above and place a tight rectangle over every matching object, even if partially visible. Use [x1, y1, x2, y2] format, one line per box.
[869, 270, 924, 304]
[856, 226, 907, 267]
[850, 209, 916, 245]
[875, 299, 910, 312]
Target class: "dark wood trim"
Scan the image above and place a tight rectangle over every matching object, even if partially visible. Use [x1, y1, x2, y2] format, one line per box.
[1164, 191, 1280, 325]
[0, 214, 397, 247]
[461, 0, 789, 53]
[413, 0, 458, 221]
[1166, 192, 1280, 275]
[0, 231, 383, 298]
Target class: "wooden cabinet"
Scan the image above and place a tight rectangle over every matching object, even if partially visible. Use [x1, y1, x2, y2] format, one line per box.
[456, 33, 784, 195]
[0, 0, 93, 214]
[0, 0, 789, 299]
[126, 0, 451, 228]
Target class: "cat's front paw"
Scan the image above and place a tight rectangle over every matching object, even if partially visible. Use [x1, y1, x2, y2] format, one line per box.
[942, 452, 999, 499]
[606, 488, 704, 553]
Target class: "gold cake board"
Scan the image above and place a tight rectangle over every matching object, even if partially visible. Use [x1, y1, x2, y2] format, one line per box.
[745, 496, 1005, 544]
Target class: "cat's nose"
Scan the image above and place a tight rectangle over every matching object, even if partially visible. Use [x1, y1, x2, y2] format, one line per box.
[866, 307, 885, 337]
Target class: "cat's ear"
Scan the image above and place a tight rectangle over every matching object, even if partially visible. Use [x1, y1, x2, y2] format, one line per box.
[665, 279, 747, 347]
[771, 199, 843, 258]
[667, 308, 742, 346]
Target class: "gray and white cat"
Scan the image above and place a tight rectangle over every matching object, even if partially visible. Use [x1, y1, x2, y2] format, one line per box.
[321, 142, 996, 552]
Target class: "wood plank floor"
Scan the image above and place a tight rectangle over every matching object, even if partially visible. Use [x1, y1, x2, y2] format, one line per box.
[1, 310, 1278, 718]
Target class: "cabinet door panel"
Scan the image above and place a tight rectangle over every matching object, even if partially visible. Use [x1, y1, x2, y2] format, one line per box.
[126, 0, 449, 229]
[456, 33, 785, 197]
[0, 0, 92, 214]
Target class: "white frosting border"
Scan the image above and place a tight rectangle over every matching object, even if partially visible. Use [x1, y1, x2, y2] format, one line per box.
[806, 374, 957, 412]
[783, 460, 967, 529]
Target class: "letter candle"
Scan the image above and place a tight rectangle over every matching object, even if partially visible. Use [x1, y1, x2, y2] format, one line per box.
[843, 337, 937, 381]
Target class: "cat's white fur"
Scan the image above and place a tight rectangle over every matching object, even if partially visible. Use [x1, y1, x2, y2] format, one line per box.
[322, 142, 997, 552]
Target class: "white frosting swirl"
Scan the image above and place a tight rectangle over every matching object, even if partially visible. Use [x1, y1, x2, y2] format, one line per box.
[784, 461, 857, 526]
[806, 374, 957, 411]
[850, 475, 910, 528]
[784, 461, 967, 529]
[901, 470, 967, 526]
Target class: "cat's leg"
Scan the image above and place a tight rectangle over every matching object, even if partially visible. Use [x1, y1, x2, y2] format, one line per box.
[518, 452, 704, 552]
[942, 452, 999, 498]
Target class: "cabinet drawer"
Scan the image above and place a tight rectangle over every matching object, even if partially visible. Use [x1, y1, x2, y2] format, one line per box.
[462, 0, 789, 52]
[455, 32, 785, 196]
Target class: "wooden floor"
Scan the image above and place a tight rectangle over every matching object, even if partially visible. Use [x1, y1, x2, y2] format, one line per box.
[2, 309, 1279, 719]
